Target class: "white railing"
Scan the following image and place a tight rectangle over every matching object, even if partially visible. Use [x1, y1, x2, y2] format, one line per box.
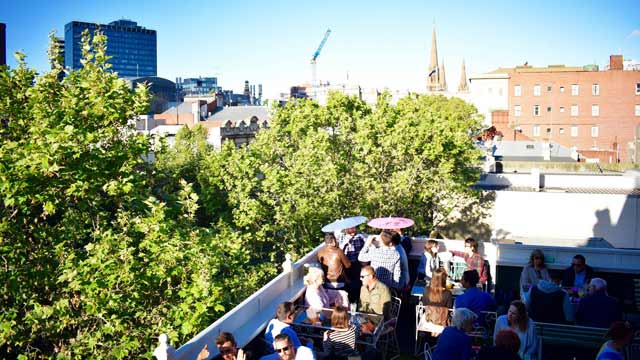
[153, 244, 324, 360]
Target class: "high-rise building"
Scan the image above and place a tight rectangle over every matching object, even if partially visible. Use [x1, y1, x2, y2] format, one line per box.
[0, 23, 6, 66]
[177, 77, 219, 97]
[64, 19, 156, 77]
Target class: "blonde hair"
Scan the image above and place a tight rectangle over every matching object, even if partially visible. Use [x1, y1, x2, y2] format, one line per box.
[304, 266, 324, 286]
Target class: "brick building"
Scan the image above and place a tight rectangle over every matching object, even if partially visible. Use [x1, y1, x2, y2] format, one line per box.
[497, 55, 640, 163]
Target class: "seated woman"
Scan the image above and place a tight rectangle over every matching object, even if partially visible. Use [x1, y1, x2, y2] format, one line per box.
[519, 249, 551, 290]
[418, 237, 441, 280]
[322, 305, 357, 357]
[421, 268, 453, 335]
[494, 300, 538, 360]
[596, 321, 634, 360]
[478, 329, 522, 360]
[304, 266, 348, 309]
[432, 308, 477, 360]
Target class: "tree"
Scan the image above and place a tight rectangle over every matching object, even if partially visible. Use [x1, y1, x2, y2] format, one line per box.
[0, 31, 268, 359]
[213, 92, 483, 257]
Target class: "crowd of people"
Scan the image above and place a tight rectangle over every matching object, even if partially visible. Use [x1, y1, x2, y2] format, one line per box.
[201, 230, 635, 360]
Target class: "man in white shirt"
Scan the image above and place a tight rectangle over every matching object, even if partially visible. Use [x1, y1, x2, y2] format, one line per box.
[273, 334, 315, 360]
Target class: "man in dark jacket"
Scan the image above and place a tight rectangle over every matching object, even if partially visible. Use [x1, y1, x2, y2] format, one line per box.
[561, 254, 594, 288]
[525, 273, 572, 324]
[575, 278, 622, 328]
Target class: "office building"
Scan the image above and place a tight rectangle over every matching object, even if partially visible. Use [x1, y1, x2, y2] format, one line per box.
[177, 77, 219, 97]
[64, 19, 156, 77]
[0, 23, 6, 66]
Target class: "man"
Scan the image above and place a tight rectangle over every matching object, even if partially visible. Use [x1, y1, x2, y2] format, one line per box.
[336, 226, 365, 301]
[214, 332, 246, 360]
[450, 238, 487, 284]
[525, 273, 572, 324]
[264, 302, 308, 352]
[358, 265, 391, 318]
[358, 230, 401, 290]
[272, 333, 315, 360]
[576, 278, 622, 328]
[316, 233, 351, 288]
[454, 270, 496, 318]
[562, 254, 594, 288]
[390, 232, 410, 290]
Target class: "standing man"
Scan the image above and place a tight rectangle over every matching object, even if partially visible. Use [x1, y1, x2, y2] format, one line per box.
[562, 254, 594, 288]
[358, 230, 401, 291]
[336, 226, 365, 301]
[317, 233, 351, 289]
[450, 238, 487, 285]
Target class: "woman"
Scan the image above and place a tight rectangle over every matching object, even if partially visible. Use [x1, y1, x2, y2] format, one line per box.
[323, 305, 357, 357]
[494, 300, 538, 360]
[418, 239, 441, 280]
[519, 249, 551, 290]
[478, 329, 522, 360]
[304, 267, 348, 309]
[596, 321, 634, 360]
[432, 308, 477, 360]
[421, 268, 453, 334]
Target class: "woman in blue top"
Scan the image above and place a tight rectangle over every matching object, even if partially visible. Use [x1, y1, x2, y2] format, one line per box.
[432, 308, 477, 360]
[493, 300, 538, 360]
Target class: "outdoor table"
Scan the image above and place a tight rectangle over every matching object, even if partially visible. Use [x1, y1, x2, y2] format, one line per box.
[291, 305, 384, 347]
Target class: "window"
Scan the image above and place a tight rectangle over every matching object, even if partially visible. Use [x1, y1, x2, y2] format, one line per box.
[571, 105, 579, 116]
[559, 128, 565, 134]
[533, 125, 540, 137]
[571, 84, 579, 96]
[571, 126, 578, 137]
[488, 87, 493, 94]
[514, 105, 522, 117]
[547, 106, 552, 112]
[592, 105, 599, 117]
[636, 83, 640, 95]
[636, 105, 640, 116]
[547, 86, 552, 92]
[560, 86, 565, 93]
[591, 126, 599, 137]
[592, 84, 599, 96]
[534, 105, 540, 116]
[514, 85, 522, 96]
[546, 128, 552, 134]
[498, 88, 503, 96]
[534, 85, 541, 96]
[560, 107, 565, 113]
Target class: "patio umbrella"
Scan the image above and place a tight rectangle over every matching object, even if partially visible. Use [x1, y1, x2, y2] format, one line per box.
[367, 217, 415, 230]
[321, 216, 368, 233]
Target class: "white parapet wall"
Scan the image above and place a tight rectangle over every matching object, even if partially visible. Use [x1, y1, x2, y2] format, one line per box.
[153, 244, 324, 360]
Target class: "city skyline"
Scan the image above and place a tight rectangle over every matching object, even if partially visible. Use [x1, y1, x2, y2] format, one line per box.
[2, 0, 639, 99]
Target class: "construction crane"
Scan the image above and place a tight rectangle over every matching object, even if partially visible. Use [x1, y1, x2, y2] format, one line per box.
[310, 29, 331, 89]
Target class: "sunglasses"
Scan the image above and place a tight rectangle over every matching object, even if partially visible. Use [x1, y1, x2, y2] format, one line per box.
[275, 346, 290, 353]
[533, 256, 542, 260]
[360, 274, 371, 279]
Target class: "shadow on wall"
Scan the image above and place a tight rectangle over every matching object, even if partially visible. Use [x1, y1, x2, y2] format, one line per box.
[439, 191, 495, 242]
[592, 194, 639, 249]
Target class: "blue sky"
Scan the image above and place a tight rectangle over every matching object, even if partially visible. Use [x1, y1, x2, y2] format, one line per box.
[2, 0, 639, 98]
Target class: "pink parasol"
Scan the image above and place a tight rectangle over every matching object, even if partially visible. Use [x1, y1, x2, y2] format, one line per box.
[367, 217, 415, 230]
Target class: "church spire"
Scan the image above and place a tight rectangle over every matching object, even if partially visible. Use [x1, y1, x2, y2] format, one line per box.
[426, 25, 440, 92]
[439, 59, 447, 91]
[458, 58, 468, 92]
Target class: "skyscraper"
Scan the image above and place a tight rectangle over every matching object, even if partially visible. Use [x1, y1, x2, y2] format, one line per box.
[64, 19, 156, 77]
[0, 23, 6, 66]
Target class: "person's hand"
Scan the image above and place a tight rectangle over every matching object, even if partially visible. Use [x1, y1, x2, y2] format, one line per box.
[196, 344, 210, 360]
[237, 348, 246, 360]
[365, 235, 375, 246]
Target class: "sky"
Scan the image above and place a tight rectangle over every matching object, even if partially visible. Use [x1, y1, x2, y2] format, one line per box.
[2, 0, 639, 99]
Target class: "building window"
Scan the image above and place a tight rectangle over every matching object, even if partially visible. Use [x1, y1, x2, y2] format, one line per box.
[514, 85, 522, 97]
[514, 105, 522, 117]
[571, 105, 579, 116]
[636, 105, 640, 116]
[488, 87, 493, 94]
[636, 83, 640, 95]
[533, 125, 540, 137]
[591, 126, 599, 137]
[534, 85, 541, 96]
[560, 86, 565, 93]
[559, 127, 565, 134]
[560, 106, 565, 113]
[546, 127, 552, 134]
[571, 84, 579, 96]
[534, 105, 540, 116]
[547, 106, 552, 112]
[498, 88, 503, 96]
[592, 84, 599, 96]
[592, 105, 599, 116]
[547, 86, 552, 92]
[571, 126, 578, 137]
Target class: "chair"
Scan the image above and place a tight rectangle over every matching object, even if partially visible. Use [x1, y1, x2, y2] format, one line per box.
[389, 296, 402, 320]
[480, 311, 497, 334]
[423, 343, 435, 360]
[376, 297, 402, 359]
